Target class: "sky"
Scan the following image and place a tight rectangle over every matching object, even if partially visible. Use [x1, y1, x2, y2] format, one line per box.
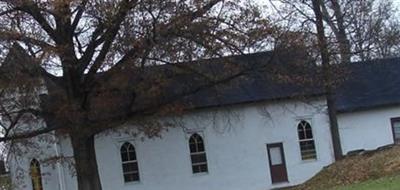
[257, 0, 400, 11]
[394, 0, 400, 8]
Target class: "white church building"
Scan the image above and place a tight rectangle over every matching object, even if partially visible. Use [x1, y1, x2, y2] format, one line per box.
[5, 49, 400, 190]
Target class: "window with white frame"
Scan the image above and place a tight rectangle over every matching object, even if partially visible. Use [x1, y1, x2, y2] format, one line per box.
[297, 120, 317, 160]
[189, 133, 208, 173]
[120, 142, 140, 182]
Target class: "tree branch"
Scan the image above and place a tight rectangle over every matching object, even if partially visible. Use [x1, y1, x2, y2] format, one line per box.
[83, 0, 139, 84]
[14, 1, 58, 42]
[0, 31, 55, 50]
[0, 127, 55, 142]
[71, 0, 89, 31]
[109, 0, 224, 71]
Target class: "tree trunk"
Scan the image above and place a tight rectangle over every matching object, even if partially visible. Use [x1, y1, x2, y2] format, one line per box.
[326, 93, 343, 160]
[320, 0, 352, 63]
[71, 134, 103, 190]
[311, 0, 344, 160]
[329, 0, 352, 63]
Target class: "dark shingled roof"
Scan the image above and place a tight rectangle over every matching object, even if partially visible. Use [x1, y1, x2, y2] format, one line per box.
[2, 45, 399, 114]
[335, 57, 400, 112]
[167, 52, 400, 113]
[167, 51, 323, 109]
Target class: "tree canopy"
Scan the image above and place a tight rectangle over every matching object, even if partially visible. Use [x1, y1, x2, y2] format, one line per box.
[0, 1, 273, 189]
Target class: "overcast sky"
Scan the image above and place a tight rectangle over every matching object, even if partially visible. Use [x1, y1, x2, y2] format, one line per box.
[257, 0, 400, 10]
[255, 0, 400, 25]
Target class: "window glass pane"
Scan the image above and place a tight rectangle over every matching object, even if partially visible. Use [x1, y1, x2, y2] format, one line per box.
[189, 137, 195, 144]
[269, 147, 283, 165]
[300, 140, 317, 160]
[191, 153, 207, 163]
[124, 174, 133, 182]
[300, 141, 315, 149]
[192, 164, 208, 174]
[124, 173, 140, 182]
[197, 142, 205, 152]
[393, 121, 400, 128]
[199, 164, 208, 173]
[305, 127, 313, 139]
[192, 165, 200, 173]
[128, 150, 136, 160]
[121, 147, 127, 153]
[301, 150, 317, 160]
[132, 173, 140, 181]
[189, 143, 197, 153]
[123, 162, 138, 173]
[121, 151, 128, 162]
[298, 128, 305, 140]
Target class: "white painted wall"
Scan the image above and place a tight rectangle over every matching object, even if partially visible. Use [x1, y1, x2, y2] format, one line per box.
[338, 106, 400, 154]
[10, 98, 336, 190]
[8, 134, 64, 190]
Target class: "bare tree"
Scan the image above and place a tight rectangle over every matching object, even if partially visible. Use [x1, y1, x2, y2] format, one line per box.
[320, 0, 351, 63]
[0, 1, 272, 189]
[344, 0, 400, 60]
[271, 0, 400, 62]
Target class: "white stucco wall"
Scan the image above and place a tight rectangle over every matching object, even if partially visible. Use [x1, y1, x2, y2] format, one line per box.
[10, 98, 336, 190]
[338, 106, 400, 154]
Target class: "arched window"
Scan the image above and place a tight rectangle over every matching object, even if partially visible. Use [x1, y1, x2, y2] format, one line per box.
[30, 159, 43, 190]
[189, 133, 208, 173]
[120, 142, 140, 182]
[297, 120, 317, 160]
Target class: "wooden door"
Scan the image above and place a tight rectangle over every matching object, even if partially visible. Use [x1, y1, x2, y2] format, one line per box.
[267, 143, 288, 183]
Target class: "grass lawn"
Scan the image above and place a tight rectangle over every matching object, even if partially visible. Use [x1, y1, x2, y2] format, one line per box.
[333, 175, 400, 190]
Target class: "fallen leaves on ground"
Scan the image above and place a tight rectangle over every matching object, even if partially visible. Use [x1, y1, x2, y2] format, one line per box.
[288, 145, 400, 190]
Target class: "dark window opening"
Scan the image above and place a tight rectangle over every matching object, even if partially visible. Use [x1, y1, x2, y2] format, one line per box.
[297, 120, 317, 160]
[120, 142, 140, 182]
[189, 134, 208, 174]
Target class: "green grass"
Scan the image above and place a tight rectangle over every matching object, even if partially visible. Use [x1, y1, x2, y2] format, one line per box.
[333, 175, 400, 190]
